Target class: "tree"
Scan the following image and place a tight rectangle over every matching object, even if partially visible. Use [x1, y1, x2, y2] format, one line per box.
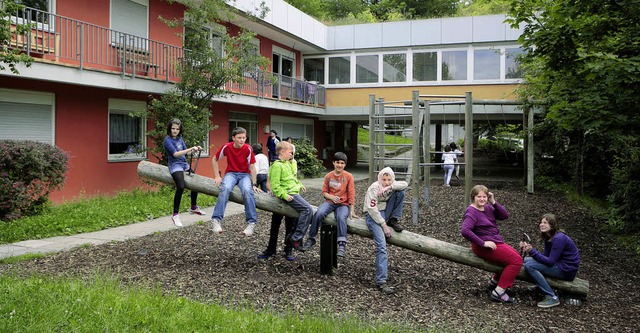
[138, 0, 271, 164]
[506, 0, 640, 230]
[0, 1, 34, 74]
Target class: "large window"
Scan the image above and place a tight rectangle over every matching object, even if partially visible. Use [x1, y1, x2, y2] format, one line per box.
[110, 0, 148, 49]
[303, 58, 324, 84]
[413, 52, 437, 81]
[505, 47, 524, 79]
[356, 55, 378, 83]
[108, 99, 146, 161]
[329, 56, 350, 84]
[474, 49, 500, 80]
[0, 89, 54, 144]
[271, 116, 314, 145]
[442, 50, 467, 81]
[229, 112, 258, 144]
[383, 53, 406, 82]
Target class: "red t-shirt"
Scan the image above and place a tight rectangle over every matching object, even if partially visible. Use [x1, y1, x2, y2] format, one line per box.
[215, 142, 255, 173]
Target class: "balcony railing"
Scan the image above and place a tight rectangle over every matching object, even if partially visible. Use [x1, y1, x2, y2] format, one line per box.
[6, 6, 325, 107]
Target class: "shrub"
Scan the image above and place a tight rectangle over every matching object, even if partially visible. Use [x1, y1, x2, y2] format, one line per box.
[0, 140, 69, 221]
[293, 138, 325, 178]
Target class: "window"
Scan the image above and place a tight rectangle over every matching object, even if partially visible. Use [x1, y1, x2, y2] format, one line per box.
[271, 116, 314, 145]
[505, 47, 524, 79]
[356, 55, 378, 83]
[383, 53, 406, 82]
[12, 0, 54, 27]
[442, 50, 467, 81]
[303, 58, 324, 84]
[413, 52, 437, 81]
[329, 56, 350, 84]
[110, 0, 149, 49]
[0, 89, 54, 144]
[108, 99, 146, 161]
[474, 49, 500, 80]
[229, 112, 258, 144]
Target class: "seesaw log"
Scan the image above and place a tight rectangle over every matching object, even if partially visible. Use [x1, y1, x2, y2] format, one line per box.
[137, 160, 589, 297]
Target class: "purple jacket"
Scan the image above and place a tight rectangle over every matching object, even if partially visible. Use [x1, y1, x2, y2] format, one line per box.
[530, 232, 581, 280]
[460, 202, 510, 247]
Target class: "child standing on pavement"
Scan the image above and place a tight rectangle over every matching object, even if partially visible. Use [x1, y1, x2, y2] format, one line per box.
[269, 141, 314, 252]
[210, 127, 261, 237]
[163, 118, 206, 227]
[363, 167, 407, 294]
[303, 152, 358, 257]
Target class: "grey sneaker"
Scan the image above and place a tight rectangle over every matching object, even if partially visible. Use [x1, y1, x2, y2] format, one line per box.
[211, 219, 223, 234]
[537, 295, 560, 308]
[242, 223, 256, 236]
[377, 283, 395, 295]
[301, 238, 316, 251]
[337, 242, 346, 257]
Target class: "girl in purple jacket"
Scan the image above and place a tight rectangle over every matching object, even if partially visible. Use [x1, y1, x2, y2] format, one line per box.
[520, 213, 581, 308]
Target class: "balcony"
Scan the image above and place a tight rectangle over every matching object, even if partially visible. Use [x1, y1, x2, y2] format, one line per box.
[6, 6, 325, 107]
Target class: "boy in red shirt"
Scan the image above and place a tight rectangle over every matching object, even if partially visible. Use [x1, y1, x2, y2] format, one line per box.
[210, 127, 260, 236]
[303, 152, 358, 257]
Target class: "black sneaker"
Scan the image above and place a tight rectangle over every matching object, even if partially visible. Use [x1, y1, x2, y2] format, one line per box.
[377, 283, 396, 295]
[284, 248, 296, 261]
[490, 290, 517, 304]
[257, 250, 275, 259]
[387, 217, 404, 232]
[301, 238, 316, 251]
[289, 238, 305, 252]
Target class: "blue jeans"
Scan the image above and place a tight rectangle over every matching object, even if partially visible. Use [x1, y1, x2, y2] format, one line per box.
[287, 194, 314, 241]
[523, 257, 568, 297]
[211, 172, 257, 224]
[443, 164, 454, 185]
[256, 173, 268, 192]
[364, 190, 405, 285]
[308, 202, 349, 243]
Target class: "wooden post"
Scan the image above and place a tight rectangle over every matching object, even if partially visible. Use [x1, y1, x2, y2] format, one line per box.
[137, 160, 589, 297]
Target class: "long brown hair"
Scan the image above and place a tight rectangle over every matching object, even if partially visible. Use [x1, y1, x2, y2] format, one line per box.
[539, 213, 563, 241]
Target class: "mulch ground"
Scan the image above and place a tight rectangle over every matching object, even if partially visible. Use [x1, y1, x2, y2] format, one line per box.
[1, 179, 639, 332]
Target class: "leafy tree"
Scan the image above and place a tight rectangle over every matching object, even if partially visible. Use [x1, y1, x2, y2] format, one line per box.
[137, 0, 271, 164]
[457, 0, 510, 16]
[0, 1, 33, 73]
[506, 0, 640, 230]
[370, 0, 458, 20]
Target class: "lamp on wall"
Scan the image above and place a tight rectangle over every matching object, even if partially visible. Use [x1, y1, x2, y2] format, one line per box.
[263, 125, 270, 134]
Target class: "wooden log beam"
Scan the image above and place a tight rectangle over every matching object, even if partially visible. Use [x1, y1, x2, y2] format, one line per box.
[137, 161, 589, 297]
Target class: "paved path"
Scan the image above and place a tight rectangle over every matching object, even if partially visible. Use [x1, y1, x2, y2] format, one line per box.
[0, 167, 370, 260]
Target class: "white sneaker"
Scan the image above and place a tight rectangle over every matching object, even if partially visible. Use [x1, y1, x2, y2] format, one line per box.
[242, 223, 256, 237]
[171, 215, 183, 227]
[189, 206, 206, 215]
[211, 219, 223, 234]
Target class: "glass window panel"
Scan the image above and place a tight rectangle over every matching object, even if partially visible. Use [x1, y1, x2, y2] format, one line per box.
[229, 112, 258, 144]
[413, 52, 437, 81]
[356, 55, 378, 83]
[442, 50, 467, 81]
[474, 49, 500, 80]
[304, 58, 325, 84]
[383, 54, 406, 82]
[329, 56, 350, 84]
[506, 47, 524, 79]
[109, 111, 143, 157]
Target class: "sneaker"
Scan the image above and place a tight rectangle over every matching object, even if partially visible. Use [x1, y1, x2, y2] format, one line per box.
[242, 223, 256, 237]
[289, 238, 305, 252]
[537, 295, 560, 308]
[490, 289, 517, 304]
[284, 248, 296, 261]
[171, 214, 183, 227]
[257, 250, 275, 259]
[337, 242, 346, 257]
[211, 219, 223, 234]
[377, 283, 395, 295]
[386, 217, 404, 232]
[189, 206, 206, 215]
[301, 238, 316, 251]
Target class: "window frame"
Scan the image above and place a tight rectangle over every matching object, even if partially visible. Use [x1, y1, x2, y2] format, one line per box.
[107, 98, 147, 162]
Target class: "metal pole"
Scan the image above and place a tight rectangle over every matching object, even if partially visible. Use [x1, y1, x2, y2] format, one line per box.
[378, 98, 386, 172]
[411, 91, 420, 225]
[464, 92, 473, 202]
[526, 105, 534, 193]
[424, 100, 431, 207]
[368, 94, 376, 183]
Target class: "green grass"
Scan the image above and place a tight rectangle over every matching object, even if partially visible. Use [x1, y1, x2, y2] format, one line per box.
[0, 274, 415, 333]
[0, 186, 216, 244]
[358, 127, 412, 147]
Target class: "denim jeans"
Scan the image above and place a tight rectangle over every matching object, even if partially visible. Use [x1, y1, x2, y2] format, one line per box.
[524, 256, 568, 297]
[443, 164, 454, 185]
[364, 190, 405, 285]
[211, 172, 257, 224]
[308, 202, 349, 243]
[256, 173, 268, 192]
[287, 194, 314, 241]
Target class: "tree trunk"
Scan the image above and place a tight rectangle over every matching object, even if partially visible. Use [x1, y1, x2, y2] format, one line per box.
[137, 160, 589, 297]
